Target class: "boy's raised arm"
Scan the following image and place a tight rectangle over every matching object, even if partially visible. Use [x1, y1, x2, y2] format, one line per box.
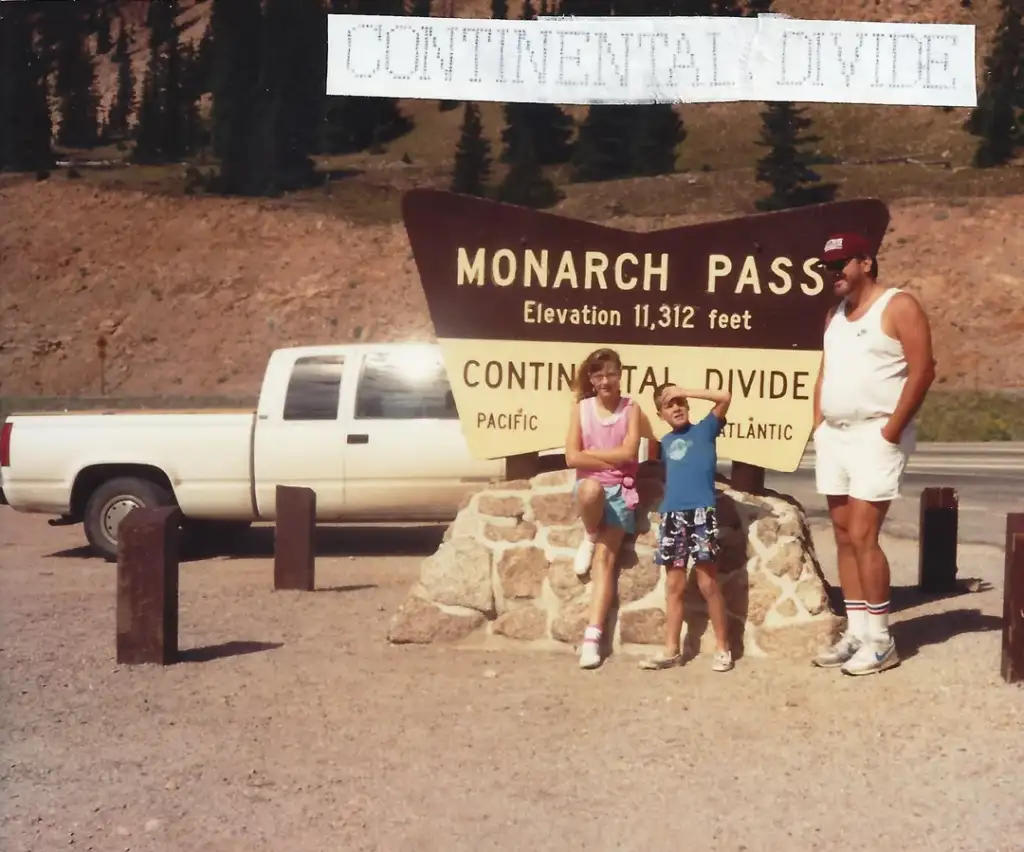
[678, 387, 732, 421]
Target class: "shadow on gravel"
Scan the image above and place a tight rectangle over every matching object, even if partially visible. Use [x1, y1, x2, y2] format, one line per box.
[889, 578, 995, 615]
[213, 524, 445, 562]
[889, 608, 1003, 660]
[45, 524, 447, 563]
[177, 640, 283, 663]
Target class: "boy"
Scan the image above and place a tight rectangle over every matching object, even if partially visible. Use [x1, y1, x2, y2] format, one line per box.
[639, 382, 734, 673]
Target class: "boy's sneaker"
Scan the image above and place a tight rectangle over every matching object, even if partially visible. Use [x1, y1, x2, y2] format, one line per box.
[711, 649, 734, 672]
[573, 537, 596, 576]
[812, 631, 862, 668]
[841, 637, 900, 676]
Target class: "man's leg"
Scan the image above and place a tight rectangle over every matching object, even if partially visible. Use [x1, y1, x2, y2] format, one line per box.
[829, 495, 869, 640]
[840, 497, 900, 675]
[812, 426, 865, 668]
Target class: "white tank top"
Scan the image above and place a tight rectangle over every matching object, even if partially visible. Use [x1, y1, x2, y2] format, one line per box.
[819, 287, 909, 424]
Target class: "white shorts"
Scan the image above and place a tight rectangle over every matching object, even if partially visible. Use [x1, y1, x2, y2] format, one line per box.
[813, 419, 914, 503]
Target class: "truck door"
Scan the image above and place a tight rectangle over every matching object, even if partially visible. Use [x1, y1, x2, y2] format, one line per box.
[342, 348, 503, 519]
[252, 353, 348, 519]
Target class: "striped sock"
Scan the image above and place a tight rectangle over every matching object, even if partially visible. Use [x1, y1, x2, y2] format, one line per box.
[866, 601, 891, 643]
[845, 600, 868, 640]
[583, 624, 602, 645]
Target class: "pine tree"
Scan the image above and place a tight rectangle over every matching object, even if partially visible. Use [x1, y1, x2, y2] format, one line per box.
[966, 0, 1024, 168]
[132, 1, 173, 162]
[451, 102, 492, 196]
[0, 4, 54, 174]
[566, 0, 635, 183]
[753, 101, 837, 211]
[107, 19, 134, 141]
[621, 0, 685, 177]
[498, 122, 562, 209]
[571, 104, 635, 182]
[55, 7, 100, 149]
[249, 0, 327, 195]
[321, 0, 413, 154]
[96, 2, 113, 54]
[498, 0, 575, 166]
[629, 104, 685, 176]
[211, 0, 264, 194]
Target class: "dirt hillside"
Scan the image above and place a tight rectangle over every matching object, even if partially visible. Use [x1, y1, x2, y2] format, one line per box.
[1, 177, 1021, 399]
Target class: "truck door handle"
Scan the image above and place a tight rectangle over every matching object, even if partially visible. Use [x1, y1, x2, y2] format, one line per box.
[347, 434, 369, 444]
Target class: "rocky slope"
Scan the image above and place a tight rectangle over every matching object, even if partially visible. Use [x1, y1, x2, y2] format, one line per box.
[1, 178, 1021, 398]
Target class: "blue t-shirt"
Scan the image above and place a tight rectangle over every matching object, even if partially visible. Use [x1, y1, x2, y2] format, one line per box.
[659, 412, 723, 513]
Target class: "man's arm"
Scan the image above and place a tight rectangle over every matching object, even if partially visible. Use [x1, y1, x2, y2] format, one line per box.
[564, 399, 615, 470]
[577, 401, 642, 465]
[882, 293, 937, 443]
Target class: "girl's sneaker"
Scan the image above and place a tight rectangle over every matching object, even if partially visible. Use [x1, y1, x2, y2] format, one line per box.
[573, 536, 596, 576]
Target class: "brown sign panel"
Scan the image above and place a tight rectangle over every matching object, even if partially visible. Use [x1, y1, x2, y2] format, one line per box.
[401, 188, 889, 472]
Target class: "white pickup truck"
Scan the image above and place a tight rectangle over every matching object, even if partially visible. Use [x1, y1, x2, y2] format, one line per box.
[0, 343, 516, 560]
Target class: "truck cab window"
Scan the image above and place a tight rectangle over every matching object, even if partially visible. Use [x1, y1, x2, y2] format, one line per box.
[282, 355, 345, 421]
[355, 351, 458, 420]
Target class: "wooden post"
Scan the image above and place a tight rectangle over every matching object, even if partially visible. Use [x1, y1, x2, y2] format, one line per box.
[917, 486, 959, 594]
[505, 452, 541, 482]
[1001, 513, 1024, 685]
[730, 461, 765, 495]
[116, 506, 181, 665]
[274, 485, 316, 591]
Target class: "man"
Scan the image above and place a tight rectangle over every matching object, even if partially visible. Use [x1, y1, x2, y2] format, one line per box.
[811, 231, 936, 676]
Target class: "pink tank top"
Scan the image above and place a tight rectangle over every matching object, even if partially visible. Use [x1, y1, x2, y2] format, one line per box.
[576, 395, 640, 509]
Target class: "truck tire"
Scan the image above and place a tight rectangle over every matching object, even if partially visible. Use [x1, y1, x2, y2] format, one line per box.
[83, 476, 176, 562]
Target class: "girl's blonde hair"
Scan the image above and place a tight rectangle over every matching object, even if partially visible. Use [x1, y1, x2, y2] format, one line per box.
[571, 347, 623, 402]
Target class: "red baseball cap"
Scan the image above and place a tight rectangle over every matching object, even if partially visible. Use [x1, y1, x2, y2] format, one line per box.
[821, 232, 874, 263]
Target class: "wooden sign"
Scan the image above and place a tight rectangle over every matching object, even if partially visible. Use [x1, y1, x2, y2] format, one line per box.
[401, 188, 889, 473]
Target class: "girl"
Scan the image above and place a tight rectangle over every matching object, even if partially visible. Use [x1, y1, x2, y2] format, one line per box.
[564, 347, 642, 670]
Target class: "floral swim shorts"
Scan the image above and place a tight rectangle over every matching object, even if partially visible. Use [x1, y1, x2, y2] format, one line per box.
[656, 506, 720, 570]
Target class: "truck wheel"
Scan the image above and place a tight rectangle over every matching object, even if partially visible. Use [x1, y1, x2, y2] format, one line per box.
[83, 477, 176, 562]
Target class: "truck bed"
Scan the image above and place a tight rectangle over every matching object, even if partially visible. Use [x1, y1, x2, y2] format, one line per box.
[2, 410, 258, 518]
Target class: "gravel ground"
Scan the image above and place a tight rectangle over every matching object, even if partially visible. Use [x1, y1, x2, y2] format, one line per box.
[1, 506, 1022, 852]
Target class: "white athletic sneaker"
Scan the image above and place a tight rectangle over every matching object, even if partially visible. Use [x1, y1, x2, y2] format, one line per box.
[578, 639, 602, 669]
[711, 649, 734, 672]
[573, 537, 596, 576]
[812, 631, 862, 668]
[841, 637, 900, 676]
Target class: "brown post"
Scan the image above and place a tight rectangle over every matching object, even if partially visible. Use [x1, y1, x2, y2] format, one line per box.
[505, 452, 541, 482]
[917, 486, 959, 594]
[730, 461, 765, 495]
[1001, 513, 1024, 685]
[116, 506, 181, 665]
[274, 485, 316, 591]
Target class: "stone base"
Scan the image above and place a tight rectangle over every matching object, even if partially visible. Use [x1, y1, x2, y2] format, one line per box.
[387, 466, 841, 662]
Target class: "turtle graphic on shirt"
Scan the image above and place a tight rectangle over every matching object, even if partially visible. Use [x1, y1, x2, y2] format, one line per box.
[667, 437, 691, 461]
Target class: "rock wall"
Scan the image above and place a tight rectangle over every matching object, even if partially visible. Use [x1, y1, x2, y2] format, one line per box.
[387, 466, 842, 662]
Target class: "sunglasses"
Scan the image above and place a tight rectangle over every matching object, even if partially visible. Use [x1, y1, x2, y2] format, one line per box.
[821, 259, 850, 272]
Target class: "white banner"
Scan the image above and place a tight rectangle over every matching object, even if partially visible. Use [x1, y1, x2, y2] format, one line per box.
[326, 14, 977, 108]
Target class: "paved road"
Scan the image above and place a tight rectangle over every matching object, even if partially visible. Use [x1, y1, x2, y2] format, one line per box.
[734, 443, 1024, 548]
